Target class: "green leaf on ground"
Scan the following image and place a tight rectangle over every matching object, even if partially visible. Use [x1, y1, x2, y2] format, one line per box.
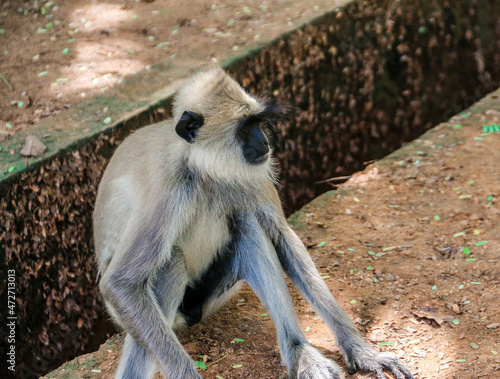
[195, 361, 207, 370]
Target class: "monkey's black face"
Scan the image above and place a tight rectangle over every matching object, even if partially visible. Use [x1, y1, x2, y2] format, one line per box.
[237, 121, 270, 165]
[175, 101, 286, 167]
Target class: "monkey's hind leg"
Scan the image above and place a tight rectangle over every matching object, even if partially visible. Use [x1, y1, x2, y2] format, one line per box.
[115, 334, 157, 379]
[234, 213, 344, 379]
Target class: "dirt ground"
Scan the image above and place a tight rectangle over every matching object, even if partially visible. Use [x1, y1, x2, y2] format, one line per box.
[42, 98, 500, 378]
[0, 0, 335, 138]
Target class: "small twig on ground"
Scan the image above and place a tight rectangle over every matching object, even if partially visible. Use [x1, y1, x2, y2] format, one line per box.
[0, 72, 13, 90]
[206, 354, 229, 368]
[315, 175, 352, 185]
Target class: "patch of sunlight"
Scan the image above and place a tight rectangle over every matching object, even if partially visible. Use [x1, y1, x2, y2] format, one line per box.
[51, 3, 146, 98]
[71, 3, 131, 30]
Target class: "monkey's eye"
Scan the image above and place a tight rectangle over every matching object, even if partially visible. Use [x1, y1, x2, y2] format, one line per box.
[240, 123, 252, 134]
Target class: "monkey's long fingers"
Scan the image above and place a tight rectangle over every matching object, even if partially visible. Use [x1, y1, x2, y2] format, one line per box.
[387, 362, 414, 379]
[381, 358, 414, 379]
[348, 351, 414, 379]
[380, 367, 404, 379]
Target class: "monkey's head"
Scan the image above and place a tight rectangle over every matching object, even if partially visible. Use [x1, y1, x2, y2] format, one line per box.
[172, 67, 285, 181]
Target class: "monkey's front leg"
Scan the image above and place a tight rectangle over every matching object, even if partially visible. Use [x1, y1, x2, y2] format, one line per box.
[274, 225, 413, 379]
[233, 213, 344, 379]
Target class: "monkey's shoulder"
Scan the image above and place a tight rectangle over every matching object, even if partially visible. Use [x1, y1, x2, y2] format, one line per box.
[102, 121, 184, 183]
[116, 120, 179, 158]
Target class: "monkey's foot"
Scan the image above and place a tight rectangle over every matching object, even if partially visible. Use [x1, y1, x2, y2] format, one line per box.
[345, 347, 413, 379]
[290, 344, 345, 379]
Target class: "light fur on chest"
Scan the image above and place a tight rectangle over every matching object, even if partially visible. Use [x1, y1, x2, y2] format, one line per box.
[177, 212, 230, 278]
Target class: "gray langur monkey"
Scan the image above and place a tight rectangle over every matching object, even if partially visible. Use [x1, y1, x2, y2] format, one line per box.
[93, 67, 413, 379]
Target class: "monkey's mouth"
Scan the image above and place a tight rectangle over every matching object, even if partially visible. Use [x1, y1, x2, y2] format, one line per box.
[243, 147, 270, 165]
[252, 152, 270, 165]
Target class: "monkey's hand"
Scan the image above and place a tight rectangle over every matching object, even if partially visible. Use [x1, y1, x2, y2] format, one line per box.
[345, 345, 413, 379]
[291, 344, 345, 379]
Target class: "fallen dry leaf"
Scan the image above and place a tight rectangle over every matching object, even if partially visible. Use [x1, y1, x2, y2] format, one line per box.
[486, 323, 500, 329]
[413, 308, 455, 326]
[20, 135, 46, 157]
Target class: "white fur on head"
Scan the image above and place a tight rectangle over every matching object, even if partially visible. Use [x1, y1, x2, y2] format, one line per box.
[173, 67, 263, 127]
[173, 67, 275, 183]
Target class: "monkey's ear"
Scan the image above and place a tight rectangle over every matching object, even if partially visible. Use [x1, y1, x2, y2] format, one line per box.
[175, 111, 204, 144]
